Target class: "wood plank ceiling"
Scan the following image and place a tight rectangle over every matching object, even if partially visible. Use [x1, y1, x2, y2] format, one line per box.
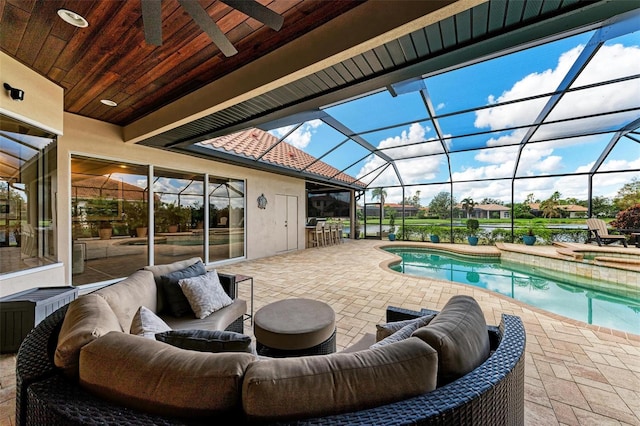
[0, 0, 364, 126]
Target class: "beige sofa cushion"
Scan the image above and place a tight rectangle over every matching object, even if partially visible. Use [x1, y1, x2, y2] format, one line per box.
[242, 337, 438, 421]
[79, 332, 255, 417]
[54, 294, 122, 377]
[162, 298, 246, 332]
[412, 295, 490, 386]
[95, 269, 157, 333]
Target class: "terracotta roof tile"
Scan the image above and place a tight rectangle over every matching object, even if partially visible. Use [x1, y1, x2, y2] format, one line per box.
[71, 176, 148, 201]
[199, 128, 364, 187]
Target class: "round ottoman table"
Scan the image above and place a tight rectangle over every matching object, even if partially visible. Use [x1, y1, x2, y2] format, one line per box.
[253, 298, 336, 357]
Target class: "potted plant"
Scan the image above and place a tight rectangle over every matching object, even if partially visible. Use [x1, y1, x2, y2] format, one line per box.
[388, 212, 396, 241]
[428, 225, 440, 243]
[522, 228, 537, 245]
[160, 203, 188, 233]
[466, 219, 479, 246]
[124, 201, 148, 238]
[98, 220, 113, 240]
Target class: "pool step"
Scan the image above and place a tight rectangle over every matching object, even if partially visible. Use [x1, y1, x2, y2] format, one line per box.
[593, 256, 640, 266]
[555, 248, 584, 260]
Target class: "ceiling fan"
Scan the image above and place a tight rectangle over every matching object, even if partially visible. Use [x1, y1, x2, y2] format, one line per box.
[141, 0, 284, 57]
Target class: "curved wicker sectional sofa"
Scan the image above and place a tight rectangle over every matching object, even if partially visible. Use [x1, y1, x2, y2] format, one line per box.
[16, 264, 526, 425]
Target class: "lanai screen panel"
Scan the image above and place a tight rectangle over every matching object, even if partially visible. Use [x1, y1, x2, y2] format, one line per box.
[324, 89, 428, 133]
[268, 120, 347, 170]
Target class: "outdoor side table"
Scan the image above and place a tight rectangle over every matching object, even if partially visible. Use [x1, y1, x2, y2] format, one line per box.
[0, 286, 78, 353]
[235, 274, 254, 324]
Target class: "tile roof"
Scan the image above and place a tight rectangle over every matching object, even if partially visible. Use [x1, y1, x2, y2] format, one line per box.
[199, 128, 365, 187]
[71, 176, 148, 201]
[529, 203, 588, 212]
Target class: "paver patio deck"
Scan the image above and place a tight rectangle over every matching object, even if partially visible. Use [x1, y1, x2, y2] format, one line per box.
[1, 239, 638, 425]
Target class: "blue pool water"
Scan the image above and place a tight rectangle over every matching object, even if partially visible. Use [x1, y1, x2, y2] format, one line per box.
[385, 247, 640, 335]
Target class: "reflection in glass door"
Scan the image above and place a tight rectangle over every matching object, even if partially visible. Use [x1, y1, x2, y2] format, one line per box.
[364, 202, 382, 239]
[153, 169, 204, 265]
[71, 157, 149, 285]
[209, 177, 245, 262]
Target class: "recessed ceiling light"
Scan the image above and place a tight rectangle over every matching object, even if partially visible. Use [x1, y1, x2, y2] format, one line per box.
[100, 99, 117, 107]
[57, 9, 89, 28]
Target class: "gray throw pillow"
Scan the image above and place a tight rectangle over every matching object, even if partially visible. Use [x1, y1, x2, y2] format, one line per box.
[178, 270, 233, 319]
[375, 314, 436, 342]
[159, 261, 206, 317]
[370, 314, 435, 349]
[155, 329, 253, 353]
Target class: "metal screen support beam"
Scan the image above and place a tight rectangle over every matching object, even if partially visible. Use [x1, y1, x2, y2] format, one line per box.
[512, 8, 640, 179]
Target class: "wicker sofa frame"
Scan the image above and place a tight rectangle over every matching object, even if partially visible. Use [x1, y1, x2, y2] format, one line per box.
[17, 304, 525, 425]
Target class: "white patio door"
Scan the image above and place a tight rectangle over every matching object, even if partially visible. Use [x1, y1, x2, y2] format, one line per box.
[275, 194, 298, 252]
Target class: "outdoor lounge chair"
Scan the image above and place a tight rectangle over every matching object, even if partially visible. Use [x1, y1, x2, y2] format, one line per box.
[586, 218, 628, 247]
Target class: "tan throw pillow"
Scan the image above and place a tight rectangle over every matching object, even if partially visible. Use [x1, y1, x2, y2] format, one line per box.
[375, 314, 436, 342]
[179, 270, 233, 319]
[243, 337, 438, 421]
[54, 294, 123, 377]
[130, 306, 171, 339]
[79, 332, 255, 417]
[412, 295, 490, 387]
[370, 314, 435, 349]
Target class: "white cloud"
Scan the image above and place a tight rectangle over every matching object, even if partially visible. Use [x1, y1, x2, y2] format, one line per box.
[476, 44, 640, 134]
[474, 46, 580, 130]
[270, 120, 323, 149]
[462, 43, 640, 183]
[358, 41, 640, 204]
[534, 155, 563, 173]
[358, 123, 445, 186]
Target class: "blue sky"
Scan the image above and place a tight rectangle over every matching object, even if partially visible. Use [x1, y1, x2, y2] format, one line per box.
[269, 26, 640, 206]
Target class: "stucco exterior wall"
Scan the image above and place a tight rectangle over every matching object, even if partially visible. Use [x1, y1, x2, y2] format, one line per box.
[0, 53, 66, 296]
[0, 52, 64, 135]
[58, 113, 306, 283]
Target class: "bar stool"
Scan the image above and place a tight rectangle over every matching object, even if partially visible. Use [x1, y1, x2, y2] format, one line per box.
[322, 222, 332, 246]
[330, 223, 339, 245]
[313, 222, 325, 247]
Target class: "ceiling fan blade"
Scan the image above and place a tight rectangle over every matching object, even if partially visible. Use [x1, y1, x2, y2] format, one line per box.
[141, 0, 163, 45]
[221, 0, 284, 31]
[178, 0, 238, 57]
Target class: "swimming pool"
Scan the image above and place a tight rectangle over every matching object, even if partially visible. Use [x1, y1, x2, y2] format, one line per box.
[385, 247, 640, 335]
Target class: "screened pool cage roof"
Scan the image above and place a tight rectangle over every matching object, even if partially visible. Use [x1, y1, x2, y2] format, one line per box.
[141, 3, 640, 205]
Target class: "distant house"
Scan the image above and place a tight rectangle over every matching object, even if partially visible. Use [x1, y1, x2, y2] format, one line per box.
[558, 204, 588, 218]
[458, 203, 511, 219]
[528, 203, 587, 218]
[385, 203, 420, 217]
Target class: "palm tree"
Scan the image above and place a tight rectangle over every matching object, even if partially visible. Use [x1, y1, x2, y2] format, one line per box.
[371, 187, 387, 219]
[461, 197, 475, 218]
[540, 191, 562, 218]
